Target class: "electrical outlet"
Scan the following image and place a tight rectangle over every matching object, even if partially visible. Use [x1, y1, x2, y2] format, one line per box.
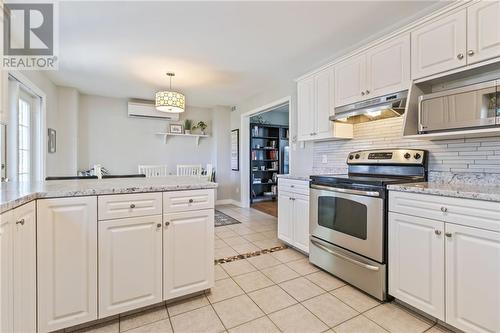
[322, 155, 328, 164]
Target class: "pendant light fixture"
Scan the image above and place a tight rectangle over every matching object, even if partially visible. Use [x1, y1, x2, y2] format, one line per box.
[155, 72, 185, 113]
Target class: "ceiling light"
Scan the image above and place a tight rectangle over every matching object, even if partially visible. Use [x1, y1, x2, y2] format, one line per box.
[155, 72, 185, 113]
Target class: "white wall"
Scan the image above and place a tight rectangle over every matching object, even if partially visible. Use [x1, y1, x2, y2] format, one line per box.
[57, 87, 79, 175]
[250, 109, 289, 126]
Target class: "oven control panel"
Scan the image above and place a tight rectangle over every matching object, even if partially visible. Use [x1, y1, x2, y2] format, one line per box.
[347, 149, 426, 165]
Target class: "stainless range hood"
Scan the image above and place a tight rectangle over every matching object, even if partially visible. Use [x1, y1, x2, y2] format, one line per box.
[330, 91, 407, 124]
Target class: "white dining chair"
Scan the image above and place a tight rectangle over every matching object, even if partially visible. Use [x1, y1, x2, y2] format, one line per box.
[176, 164, 202, 176]
[138, 165, 168, 177]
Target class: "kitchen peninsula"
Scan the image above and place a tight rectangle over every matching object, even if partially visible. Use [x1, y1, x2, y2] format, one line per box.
[0, 176, 216, 333]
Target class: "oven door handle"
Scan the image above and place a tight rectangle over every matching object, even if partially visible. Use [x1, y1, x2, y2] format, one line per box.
[310, 184, 380, 197]
[310, 238, 380, 271]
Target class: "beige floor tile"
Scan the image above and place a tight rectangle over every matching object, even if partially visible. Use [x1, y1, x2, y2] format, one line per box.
[224, 236, 251, 246]
[333, 315, 388, 333]
[217, 230, 240, 239]
[330, 286, 380, 313]
[243, 232, 269, 242]
[271, 248, 306, 263]
[170, 305, 225, 333]
[425, 324, 456, 333]
[124, 319, 173, 333]
[250, 224, 277, 232]
[231, 242, 261, 254]
[72, 319, 119, 333]
[279, 277, 325, 302]
[260, 230, 278, 239]
[261, 264, 300, 283]
[220, 259, 256, 276]
[303, 293, 358, 327]
[286, 258, 320, 275]
[215, 239, 229, 249]
[364, 303, 434, 333]
[167, 294, 210, 317]
[212, 295, 265, 329]
[206, 277, 244, 303]
[305, 271, 346, 291]
[119, 306, 168, 332]
[247, 285, 297, 314]
[252, 239, 284, 249]
[247, 254, 281, 270]
[233, 270, 274, 293]
[233, 226, 256, 236]
[215, 246, 239, 259]
[268, 303, 328, 333]
[228, 316, 280, 333]
[215, 264, 229, 280]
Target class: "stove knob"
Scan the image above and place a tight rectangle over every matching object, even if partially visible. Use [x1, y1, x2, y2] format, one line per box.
[355, 154, 360, 159]
[414, 153, 422, 160]
[404, 153, 411, 159]
[348, 155, 354, 160]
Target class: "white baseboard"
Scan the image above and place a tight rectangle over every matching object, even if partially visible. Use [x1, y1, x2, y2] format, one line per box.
[215, 199, 245, 207]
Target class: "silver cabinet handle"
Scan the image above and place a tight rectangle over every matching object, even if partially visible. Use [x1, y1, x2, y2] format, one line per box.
[188, 199, 194, 203]
[440, 206, 448, 213]
[361, 91, 365, 96]
[156, 223, 162, 229]
[310, 238, 379, 271]
[468, 50, 474, 56]
[365, 90, 370, 95]
[130, 203, 136, 209]
[445, 232, 452, 238]
[435, 230, 442, 235]
[165, 221, 170, 226]
[290, 185, 295, 188]
[311, 184, 380, 197]
[457, 53, 464, 60]
[16, 219, 25, 225]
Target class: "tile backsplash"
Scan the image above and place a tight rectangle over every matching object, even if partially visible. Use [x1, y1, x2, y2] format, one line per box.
[312, 117, 500, 184]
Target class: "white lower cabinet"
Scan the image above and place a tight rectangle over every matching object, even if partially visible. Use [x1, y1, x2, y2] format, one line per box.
[389, 191, 500, 333]
[0, 202, 37, 333]
[37, 197, 98, 333]
[445, 223, 500, 333]
[163, 209, 214, 300]
[277, 179, 310, 254]
[389, 212, 445, 320]
[98, 215, 163, 317]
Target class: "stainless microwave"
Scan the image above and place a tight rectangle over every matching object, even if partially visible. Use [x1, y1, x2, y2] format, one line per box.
[418, 80, 500, 133]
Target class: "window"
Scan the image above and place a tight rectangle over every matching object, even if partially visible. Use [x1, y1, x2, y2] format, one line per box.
[18, 96, 31, 182]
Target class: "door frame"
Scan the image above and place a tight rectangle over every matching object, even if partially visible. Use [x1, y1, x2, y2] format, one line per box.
[239, 96, 291, 208]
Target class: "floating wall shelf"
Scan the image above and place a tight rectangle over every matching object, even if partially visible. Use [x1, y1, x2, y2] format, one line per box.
[156, 132, 209, 146]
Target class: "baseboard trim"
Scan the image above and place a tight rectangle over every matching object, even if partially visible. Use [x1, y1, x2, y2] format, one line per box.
[215, 199, 244, 207]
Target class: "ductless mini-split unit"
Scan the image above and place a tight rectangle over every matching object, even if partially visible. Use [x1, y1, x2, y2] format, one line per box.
[127, 100, 180, 121]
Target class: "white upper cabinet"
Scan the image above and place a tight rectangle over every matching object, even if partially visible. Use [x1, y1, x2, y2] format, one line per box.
[467, 1, 500, 65]
[334, 54, 366, 107]
[366, 34, 410, 98]
[297, 76, 316, 141]
[411, 9, 467, 79]
[37, 197, 98, 333]
[445, 223, 500, 333]
[315, 68, 334, 138]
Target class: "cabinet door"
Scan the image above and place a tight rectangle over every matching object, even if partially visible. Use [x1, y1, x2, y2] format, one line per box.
[314, 67, 334, 139]
[163, 209, 214, 300]
[366, 34, 410, 98]
[388, 213, 445, 320]
[13, 202, 36, 333]
[334, 54, 366, 107]
[277, 191, 293, 244]
[411, 9, 467, 79]
[37, 197, 98, 333]
[445, 224, 500, 333]
[467, 1, 500, 65]
[99, 215, 163, 317]
[292, 194, 309, 254]
[0, 211, 13, 333]
[297, 77, 315, 141]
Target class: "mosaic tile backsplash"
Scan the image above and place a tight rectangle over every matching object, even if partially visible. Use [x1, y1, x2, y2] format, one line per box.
[312, 117, 500, 186]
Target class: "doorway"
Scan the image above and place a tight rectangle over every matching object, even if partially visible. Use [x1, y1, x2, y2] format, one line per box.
[240, 98, 290, 216]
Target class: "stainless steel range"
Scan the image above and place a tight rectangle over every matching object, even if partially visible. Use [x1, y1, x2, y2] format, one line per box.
[309, 148, 428, 301]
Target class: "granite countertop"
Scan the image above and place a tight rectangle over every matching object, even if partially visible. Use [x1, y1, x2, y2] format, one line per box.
[0, 176, 218, 214]
[387, 182, 500, 203]
[277, 174, 311, 181]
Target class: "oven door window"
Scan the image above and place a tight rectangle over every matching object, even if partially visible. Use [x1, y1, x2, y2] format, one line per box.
[318, 196, 367, 240]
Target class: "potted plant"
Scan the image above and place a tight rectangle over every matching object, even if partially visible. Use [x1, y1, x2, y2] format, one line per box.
[184, 119, 192, 134]
[193, 121, 208, 135]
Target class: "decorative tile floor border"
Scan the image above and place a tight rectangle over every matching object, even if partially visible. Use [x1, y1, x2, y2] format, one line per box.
[214, 245, 288, 264]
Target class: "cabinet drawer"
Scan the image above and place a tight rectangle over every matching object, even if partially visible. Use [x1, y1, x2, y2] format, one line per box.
[163, 189, 214, 213]
[98, 192, 162, 220]
[389, 191, 500, 232]
[278, 179, 310, 196]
